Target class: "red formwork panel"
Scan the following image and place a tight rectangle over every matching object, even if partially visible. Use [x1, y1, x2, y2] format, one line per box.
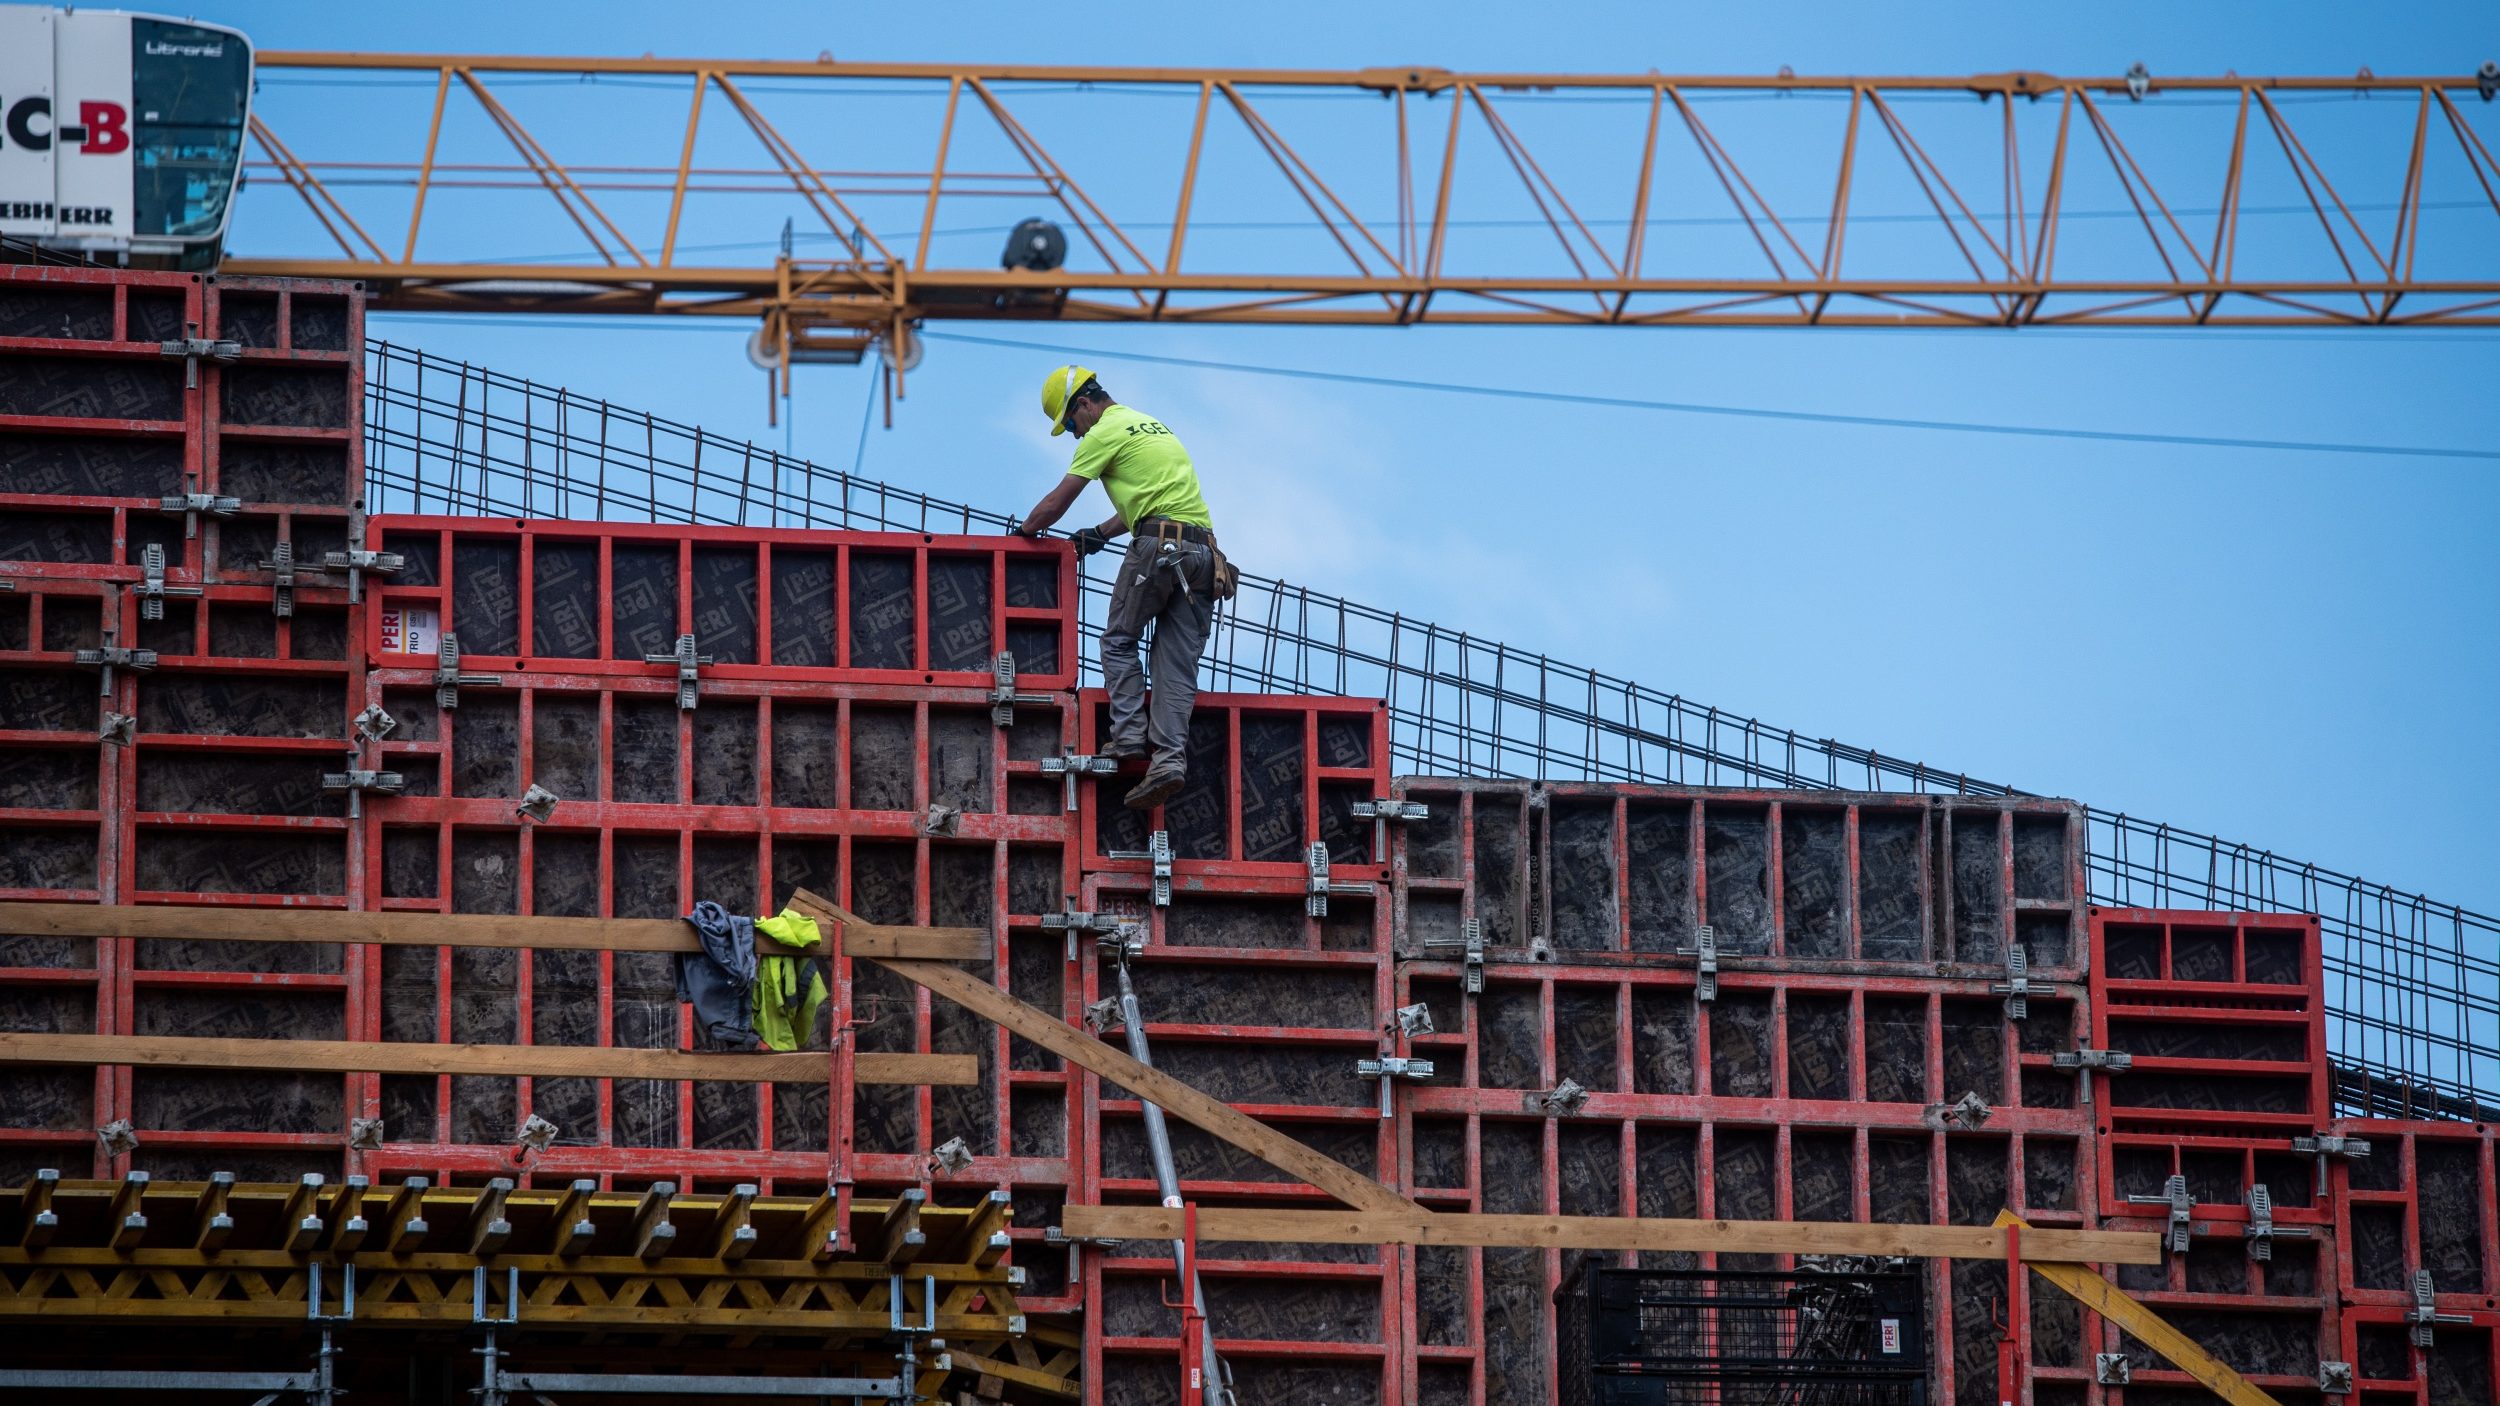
[2090, 910, 2331, 1139]
[365, 516, 1080, 693]
[1076, 866, 1407, 1406]
[1384, 778, 2101, 1406]
[0, 577, 122, 1183]
[1079, 689, 1392, 879]
[2326, 1120, 2499, 1405]
[0, 266, 365, 591]
[352, 663, 1085, 1192]
[0, 570, 366, 1185]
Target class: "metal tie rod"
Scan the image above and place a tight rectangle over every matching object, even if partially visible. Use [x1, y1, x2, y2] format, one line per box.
[0, 1369, 322, 1392]
[1105, 931, 1235, 1406]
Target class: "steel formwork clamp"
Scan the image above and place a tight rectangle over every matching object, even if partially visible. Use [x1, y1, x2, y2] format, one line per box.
[1350, 796, 1428, 857]
[321, 506, 405, 604]
[2125, 1173, 2195, 1255]
[643, 632, 713, 710]
[989, 652, 1051, 727]
[134, 542, 202, 622]
[2241, 1183, 2312, 1261]
[323, 767, 406, 820]
[2408, 1269, 2471, 1347]
[157, 489, 239, 541]
[435, 634, 502, 710]
[1044, 902, 1133, 961]
[157, 332, 240, 389]
[1106, 830, 1174, 906]
[1990, 946, 2031, 1021]
[1421, 917, 1486, 995]
[1305, 843, 1372, 918]
[1041, 749, 1119, 811]
[269, 540, 297, 618]
[1356, 1048, 1433, 1118]
[1677, 924, 1723, 1001]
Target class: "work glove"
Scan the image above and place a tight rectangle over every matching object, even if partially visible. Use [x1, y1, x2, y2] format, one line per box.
[1070, 526, 1111, 557]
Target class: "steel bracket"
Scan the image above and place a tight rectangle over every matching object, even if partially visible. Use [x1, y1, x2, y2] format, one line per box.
[1084, 996, 1124, 1034]
[1107, 831, 1174, 906]
[1305, 843, 1371, 917]
[989, 652, 1050, 727]
[1677, 924, 1722, 1001]
[99, 711, 136, 748]
[1350, 798, 1429, 823]
[1355, 1051, 1433, 1118]
[1990, 946, 2031, 1020]
[518, 781, 564, 824]
[2052, 1048, 2133, 1072]
[1421, 918, 1486, 995]
[921, 802, 962, 836]
[134, 542, 202, 621]
[643, 633, 713, 710]
[435, 634, 502, 709]
[1041, 750, 1119, 811]
[1094, 925, 1146, 964]
[2126, 1174, 2195, 1254]
[2095, 1353, 2132, 1385]
[352, 703, 398, 743]
[2408, 1269, 2470, 1347]
[928, 1137, 975, 1177]
[2317, 1360, 2354, 1394]
[1393, 1001, 1435, 1038]
[1526, 1078, 1589, 1117]
[157, 490, 239, 541]
[1931, 1090, 1993, 1130]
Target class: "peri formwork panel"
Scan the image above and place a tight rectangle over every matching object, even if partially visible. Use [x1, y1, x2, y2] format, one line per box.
[1072, 854, 1402, 1406]
[352, 666, 1084, 1202]
[2091, 909, 2330, 1136]
[1389, 779, 2089, 978]
[1081, 690, 1391, 879]
[366, 516, 1078, 694]
[0, 267, 364, 592]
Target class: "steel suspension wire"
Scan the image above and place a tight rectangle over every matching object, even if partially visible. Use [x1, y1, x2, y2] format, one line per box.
[358, 339, 2500, 1117]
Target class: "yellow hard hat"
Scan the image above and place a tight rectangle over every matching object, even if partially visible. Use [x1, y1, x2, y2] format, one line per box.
[1040, 364, 1095, 436]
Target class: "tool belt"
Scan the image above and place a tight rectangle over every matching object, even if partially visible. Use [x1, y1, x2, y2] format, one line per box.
[1136, 518, 1237, 601]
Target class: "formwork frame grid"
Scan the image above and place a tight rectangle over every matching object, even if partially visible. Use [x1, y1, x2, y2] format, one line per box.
[353, 336, 2500, 1121]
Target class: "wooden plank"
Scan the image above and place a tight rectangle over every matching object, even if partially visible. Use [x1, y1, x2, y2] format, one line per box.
[0, 1032, 976, 1087]
[1059, 1205, 2162, 1265]
[0, 901, 986, 961]
[1998, 1212, 2284, 1406]
[789, 890, 1417, 1216]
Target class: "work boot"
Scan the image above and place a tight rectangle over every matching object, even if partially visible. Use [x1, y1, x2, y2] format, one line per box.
[1101, 735, 1150, 763]
[1124, 765, 1185, 811]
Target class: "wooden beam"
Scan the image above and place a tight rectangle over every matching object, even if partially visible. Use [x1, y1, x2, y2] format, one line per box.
[0, 901, 986, 962]
[1059, 1205, 2161, 1265]
[1999, 1212, 2284, 1406]
[788, 891, 1418, 1216]
[0, 1032, 976, 1087]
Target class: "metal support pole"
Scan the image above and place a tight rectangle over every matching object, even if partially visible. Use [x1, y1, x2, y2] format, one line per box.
[1109, 941, 1233, 1406]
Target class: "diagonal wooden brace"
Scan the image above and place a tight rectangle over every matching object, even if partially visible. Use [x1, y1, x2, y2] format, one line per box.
[1997, 1211, 2285, 1406]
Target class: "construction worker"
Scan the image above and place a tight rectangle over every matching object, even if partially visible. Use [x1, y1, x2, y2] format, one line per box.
[1014, 364, 1226, 811]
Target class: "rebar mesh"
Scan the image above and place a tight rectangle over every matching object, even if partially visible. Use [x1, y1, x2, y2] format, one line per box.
[362, 340, 2500, 1118]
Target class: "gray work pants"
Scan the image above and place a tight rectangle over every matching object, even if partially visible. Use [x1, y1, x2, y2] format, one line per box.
[1100, 535, 1215, 771]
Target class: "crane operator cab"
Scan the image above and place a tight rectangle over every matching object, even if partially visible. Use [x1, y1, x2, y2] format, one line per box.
[0, 5, 254, 270]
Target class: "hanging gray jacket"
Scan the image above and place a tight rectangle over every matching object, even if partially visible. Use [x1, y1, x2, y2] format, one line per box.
[677, 901, 760, 1050]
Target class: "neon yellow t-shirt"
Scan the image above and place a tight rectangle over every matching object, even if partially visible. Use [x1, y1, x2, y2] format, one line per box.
[1068, 404, 1213, 530]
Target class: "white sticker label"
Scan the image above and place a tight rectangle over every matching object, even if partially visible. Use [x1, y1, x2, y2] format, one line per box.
[1880, 1318, 1901, 1354]
[380, 605, 440, 656]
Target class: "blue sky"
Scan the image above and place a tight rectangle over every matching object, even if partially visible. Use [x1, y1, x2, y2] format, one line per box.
[215, 1, 2499, 913]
